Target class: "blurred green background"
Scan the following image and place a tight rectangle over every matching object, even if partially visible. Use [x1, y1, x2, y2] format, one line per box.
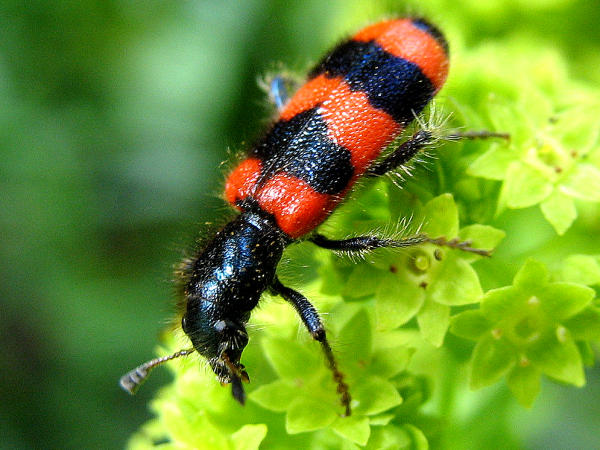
[1, 0, 599, 448]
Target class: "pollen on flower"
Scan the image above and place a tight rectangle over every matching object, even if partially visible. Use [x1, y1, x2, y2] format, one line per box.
[519, 355, 531, 367]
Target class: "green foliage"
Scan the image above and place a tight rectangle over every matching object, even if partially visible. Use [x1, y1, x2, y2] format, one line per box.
[452, 259, 595, 406]
[125, 3, 600, 449]
[130, 105, 600, 447]
[3, 0, 600, 448]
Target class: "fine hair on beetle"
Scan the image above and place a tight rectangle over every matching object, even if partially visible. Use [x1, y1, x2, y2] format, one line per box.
[120, 17, 506, 417]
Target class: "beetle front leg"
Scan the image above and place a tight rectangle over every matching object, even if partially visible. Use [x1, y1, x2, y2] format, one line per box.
[270, 276, 351, 416]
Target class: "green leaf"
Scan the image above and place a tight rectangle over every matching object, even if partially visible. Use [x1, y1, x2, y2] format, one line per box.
[428, 256, 483, 306]
[562, 307, 600, 341]
[286, 397, 337, 433]
[369, 346, 414, 379]
[458, 224, 506, 260]
[422, 193, 459, 238]
[540, 189, 577, 235]
[502, 161, 553, 208]
[342, 264, 384, 298]
[338, 308, 372, 367]
[353, 376, 403, 415]
[376, 275, 425, 330]
[366, 425, 412, 450]
[417, 298, 450, 347]
[561, 255, 600, 285]
[319, 259, 351, 295]
[162, 408, 226, 449]
[526, 329, 585, 386]
[231, 424, 268, 450]
[450, 310, 492, 340]
[481, 286, 525, 323]
[332, 416, 371, 445]
[538, 282, 595, 321]
[368, 414, 395, 426]
[507, 365, 541, 408]
[470, 335, 516, 389]
[387, 183, 423, 221]
[249, 380, 297, 412]
[262, 337, 320, 380]
[401, 424, 428, 450]
[468, 146, 514, 180]
[560, 164, 600, 201]
[577, 341, 596, 367]
[513, 259, 550, 293]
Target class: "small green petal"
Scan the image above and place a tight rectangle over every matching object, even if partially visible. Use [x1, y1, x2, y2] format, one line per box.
[402, 424, 429, 450]
[417, 298, 450, 347]
[164, 409, 226, 449]
[366, 425, 411, 450]
[376, 275, 425, 330]
[450, 310, 492, 340]
[369, 346, 414, 379]
[470, 335, 516, 389]
[249, 380, 298, 412]
[560, 164, 600, 201]
[561, 254, 600, 285]
[262, 337, 320, 380]
[513, 259, 550, 293]
[387, 183, 424, 220]
[428, 256, 483, 306]
[538, 282, 595, 321]
[502, 161, 553, 208]
[540, 190, 577, 235]
[332, 416, 371, 446]
[526, 329, 585, 387]
[319, 259, 351, 296]
[338, 308, 372, 367]
[422, 193, 459, 238]
[353, 376, 403, 416]
[128, 418, 165, 450]
[507, 365, 541, 408]
[468, 146, 514, 180]
[342, 263, 384, 299]
[458, 224, 506, 260]
[286, 397, 337, 433]
[481, 286, 525, 323]
[577, 341, 596, 367]
[231, 424, 268, 450]
[563, 307, 600, 341]
[368, 414, 395, 426]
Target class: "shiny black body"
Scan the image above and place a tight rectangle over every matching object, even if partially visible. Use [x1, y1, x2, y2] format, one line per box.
[176, 128, 446, 413]
[118, 18, 503, 416]
[308, 40, 436, 125]
[252, 108, 354, 195]
[181, 206, 289, 384]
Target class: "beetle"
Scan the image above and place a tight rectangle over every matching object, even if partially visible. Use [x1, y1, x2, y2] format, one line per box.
[120, 17, 504, 417]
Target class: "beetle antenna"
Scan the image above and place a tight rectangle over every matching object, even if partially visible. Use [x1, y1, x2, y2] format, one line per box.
[120, 348, 195, 394]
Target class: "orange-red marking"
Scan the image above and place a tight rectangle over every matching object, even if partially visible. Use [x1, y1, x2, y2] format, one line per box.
[279, 74, 342, 121]
[255, 173, 336, 238]
[225, 157, 262, 206]
[353, 19, 449, 91]
[319, 81, 401, 174]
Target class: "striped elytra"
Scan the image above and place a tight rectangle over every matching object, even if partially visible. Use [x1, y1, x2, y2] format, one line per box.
[225, 18, 449, 237]
[121, 17, 455, 416]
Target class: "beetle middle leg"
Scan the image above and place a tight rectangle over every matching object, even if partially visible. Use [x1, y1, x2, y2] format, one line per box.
[310, 233, 492, 257]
